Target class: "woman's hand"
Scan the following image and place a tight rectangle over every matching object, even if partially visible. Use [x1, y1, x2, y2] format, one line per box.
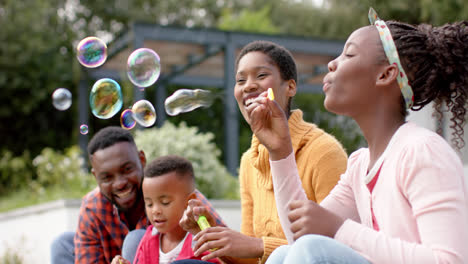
[288, 200, 345, 241]
[246, 90, 293, 160]
[110, 255, 130, 264]
[193, 226, 263, 261]
[179, 199, 217, 235]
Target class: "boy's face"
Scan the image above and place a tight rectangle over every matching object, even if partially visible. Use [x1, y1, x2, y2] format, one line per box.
[142, 171, 193, 234]
[91, 142, 146, 212]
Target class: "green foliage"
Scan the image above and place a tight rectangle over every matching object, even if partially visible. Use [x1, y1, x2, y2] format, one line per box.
[0, 246, 23, 264]
[218, 5, 280, 34]
[32, 146, 95, 195]
[0, 146, 95, 212]
[0, 0, 77, 157]
[134, 122, 239, 199]
[0, 150, 34, 196]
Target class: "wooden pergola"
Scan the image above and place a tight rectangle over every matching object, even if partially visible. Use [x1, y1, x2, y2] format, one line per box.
[78, 23, 344, 176]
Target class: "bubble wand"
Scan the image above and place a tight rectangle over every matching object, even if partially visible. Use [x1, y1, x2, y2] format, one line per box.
[267, 88, 275, 100]
[197, 215, 211, 230]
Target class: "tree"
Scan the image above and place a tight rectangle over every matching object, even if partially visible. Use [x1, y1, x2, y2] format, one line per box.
[0, 0, 77, 156]
[218, 5, 280, 34]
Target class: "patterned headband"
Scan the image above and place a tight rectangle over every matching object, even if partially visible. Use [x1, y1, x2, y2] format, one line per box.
[368, 7, 414, 109]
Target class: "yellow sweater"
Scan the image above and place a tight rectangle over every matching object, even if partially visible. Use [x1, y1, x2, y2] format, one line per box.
[238, 110, 348, 263]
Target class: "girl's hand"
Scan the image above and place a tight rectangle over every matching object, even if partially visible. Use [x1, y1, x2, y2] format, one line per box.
[246, 90, 293, 160]
[179, 199, 216, 235]
[288, 200, 345, 241]
[193, 226, 263, 261]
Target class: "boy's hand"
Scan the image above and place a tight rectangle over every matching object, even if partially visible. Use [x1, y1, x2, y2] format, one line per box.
[111, 255, 130, 264]
[179, 199, 216, 235]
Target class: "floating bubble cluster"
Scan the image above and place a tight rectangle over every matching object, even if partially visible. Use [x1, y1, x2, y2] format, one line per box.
[52, 88, 72, 111]
[164, 89, 215, 116]
[80, 124, 89, 135]
[76, 37, 107, 68]
[120, 109, 136, 130]
[132, 99, 156, 127]
[127, 48, 161, 88]
[89, 78, 123, 119]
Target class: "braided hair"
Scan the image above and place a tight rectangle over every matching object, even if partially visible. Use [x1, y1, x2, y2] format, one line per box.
[387, 21, 468, 149]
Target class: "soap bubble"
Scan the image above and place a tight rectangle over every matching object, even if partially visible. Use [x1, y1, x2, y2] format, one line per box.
[127, 48, 161, 88]
[52, 88, 72, 111]
[120, 109, 136, 130]
[76, 36, 107, 68]
[80, 124, 89, 135]
[164, 89, 215, 116]
[132, 99, 156, 127]
[90, 78, 123, 119]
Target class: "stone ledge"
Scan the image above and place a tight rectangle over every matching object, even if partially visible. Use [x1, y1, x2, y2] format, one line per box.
[0, 199, 81, 222]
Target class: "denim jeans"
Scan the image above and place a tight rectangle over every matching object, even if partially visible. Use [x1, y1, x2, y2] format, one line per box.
[122, 229, 146, 262]
[265, 235, 371, 264]
[50, 229, 146, 264]
[50, 231, 74, 264]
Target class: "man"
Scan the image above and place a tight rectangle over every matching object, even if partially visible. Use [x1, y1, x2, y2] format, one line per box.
[51, 126, 223, 264]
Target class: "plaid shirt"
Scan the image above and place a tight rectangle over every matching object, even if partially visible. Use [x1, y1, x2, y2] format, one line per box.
[74, 187, 225, 264]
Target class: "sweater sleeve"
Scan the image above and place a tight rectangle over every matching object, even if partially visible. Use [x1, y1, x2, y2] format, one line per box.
[307, 135, 347, 203]
[320, 150, 362, 223]
[260, 236, 288, 263]
[270, 152, 307, 244]
[239, 156, 255, 238]
[335, 138, 468, 264]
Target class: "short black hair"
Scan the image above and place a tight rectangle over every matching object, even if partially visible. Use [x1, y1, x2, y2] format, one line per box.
[87, 126, 136, 156]
[235, 40, 297, 83]
[235, 40, 297, 116]
[144, 155, 194, 184]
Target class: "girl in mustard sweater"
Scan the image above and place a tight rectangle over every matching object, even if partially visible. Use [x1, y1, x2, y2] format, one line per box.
[177, 41, 348, 264]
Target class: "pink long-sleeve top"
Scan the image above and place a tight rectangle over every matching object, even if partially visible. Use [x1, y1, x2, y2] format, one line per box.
[270, 122, 468, 264]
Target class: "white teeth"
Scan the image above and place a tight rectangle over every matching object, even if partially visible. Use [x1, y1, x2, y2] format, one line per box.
[245, 98, 255, 106]
[116, 188, 132, 198]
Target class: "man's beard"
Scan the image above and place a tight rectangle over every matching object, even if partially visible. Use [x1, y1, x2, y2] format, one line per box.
[104, 185, 143, 212]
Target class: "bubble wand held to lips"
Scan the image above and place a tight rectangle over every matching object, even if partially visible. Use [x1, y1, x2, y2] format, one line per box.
[267, 88, 275, 100]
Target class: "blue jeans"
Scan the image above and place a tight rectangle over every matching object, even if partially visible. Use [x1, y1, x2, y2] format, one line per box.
[122, 229, 146, 262]
[50, 229, 146, 264]
[266, 235, 370, 264]
[51, 231, 75, 264]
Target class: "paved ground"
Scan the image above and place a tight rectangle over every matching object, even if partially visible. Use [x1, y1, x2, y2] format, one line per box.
[0, 199, 241, 264]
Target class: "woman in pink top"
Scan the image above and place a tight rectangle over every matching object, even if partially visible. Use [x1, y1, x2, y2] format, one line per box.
[245, 8, 468, 264]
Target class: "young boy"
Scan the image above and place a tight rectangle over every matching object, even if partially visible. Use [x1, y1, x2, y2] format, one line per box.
[112, 155, 220, 264]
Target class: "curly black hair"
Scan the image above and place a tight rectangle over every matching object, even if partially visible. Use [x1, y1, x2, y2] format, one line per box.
[235, 40, 297, 115]
[87, 126, 136, 156]
[387, 20, 468, 149]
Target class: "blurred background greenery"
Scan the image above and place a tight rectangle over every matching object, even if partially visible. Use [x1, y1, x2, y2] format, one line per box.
[1, 0, 466, 211]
